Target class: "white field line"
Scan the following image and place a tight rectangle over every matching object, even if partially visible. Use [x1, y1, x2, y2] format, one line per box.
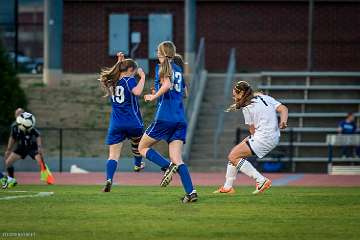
[0, 191, 54, 200]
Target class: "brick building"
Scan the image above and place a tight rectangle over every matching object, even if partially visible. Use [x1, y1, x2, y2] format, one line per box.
[63, 0, 360, 73]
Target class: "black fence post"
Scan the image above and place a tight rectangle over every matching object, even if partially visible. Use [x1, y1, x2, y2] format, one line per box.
[289, 128, 295, 173]
[59, 128, 63, 173]
[327, 144, 333, 174]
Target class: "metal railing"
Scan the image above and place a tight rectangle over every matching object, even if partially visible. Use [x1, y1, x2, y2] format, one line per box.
[213, 48, 236, 159]
[185, 37, 205, 120]
[183, 38, 207, 161]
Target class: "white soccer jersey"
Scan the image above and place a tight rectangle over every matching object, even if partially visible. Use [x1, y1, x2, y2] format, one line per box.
[242, 94, 282, 158]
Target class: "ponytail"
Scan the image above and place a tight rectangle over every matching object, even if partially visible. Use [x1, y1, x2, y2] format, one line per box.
[159, 57, 173, 79]
[157, 41, 176, 80]
[98, 58, 138, 97]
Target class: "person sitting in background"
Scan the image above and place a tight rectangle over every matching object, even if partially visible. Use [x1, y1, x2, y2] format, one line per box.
[338, 112, 359, 158]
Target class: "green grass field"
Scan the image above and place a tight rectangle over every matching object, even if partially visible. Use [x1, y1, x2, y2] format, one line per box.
[1, 186, 360, 240]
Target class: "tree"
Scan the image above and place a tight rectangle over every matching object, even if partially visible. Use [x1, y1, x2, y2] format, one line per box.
[0, 39, 27, 137]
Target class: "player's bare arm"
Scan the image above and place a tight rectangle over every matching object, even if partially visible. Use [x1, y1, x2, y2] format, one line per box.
[184, 80, 189, 98]
[276, 104, 288, 129]
[144, 77, 171, 102]
[132, 68, 146, 96]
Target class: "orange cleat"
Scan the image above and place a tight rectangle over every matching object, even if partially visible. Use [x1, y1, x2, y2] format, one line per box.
[252, 178, 271, 195]
[213, 186, 236, 194]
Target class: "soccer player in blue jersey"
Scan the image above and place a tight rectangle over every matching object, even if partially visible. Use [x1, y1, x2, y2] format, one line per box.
[99, 53, 146, 192]
[138, 41, 198, 203]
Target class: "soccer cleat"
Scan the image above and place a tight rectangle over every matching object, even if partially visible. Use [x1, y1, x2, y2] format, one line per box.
[213, 186, 236, 194]
[102, 180, 112, 192]
[181, 191, 198, 203]
[133, 161, 145, 172]
[1, 176, 8, 189]
[160, 163, 178, 187]
[252, 178, 272, 195]
[7, 178, 17, 189]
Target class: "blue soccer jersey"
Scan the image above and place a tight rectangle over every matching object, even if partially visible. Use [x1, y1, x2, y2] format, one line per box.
[146, 62, 187, 143]
[106, 77, 144, 145]
[153, 62, 186, 123]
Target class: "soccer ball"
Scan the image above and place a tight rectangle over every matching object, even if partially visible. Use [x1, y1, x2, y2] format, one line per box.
[16, 112, 36, 131]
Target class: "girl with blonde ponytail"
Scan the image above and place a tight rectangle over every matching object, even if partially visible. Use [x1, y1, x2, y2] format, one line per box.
[138, 41, 198, 203]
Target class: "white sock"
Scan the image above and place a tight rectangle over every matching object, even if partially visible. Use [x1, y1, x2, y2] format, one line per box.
[7, 176, 14, 181]
[236, 159, 264, 182]
[223, 162, 238, 189]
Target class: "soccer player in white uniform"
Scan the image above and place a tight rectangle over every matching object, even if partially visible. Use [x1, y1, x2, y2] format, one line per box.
[214, 81, 288, 194]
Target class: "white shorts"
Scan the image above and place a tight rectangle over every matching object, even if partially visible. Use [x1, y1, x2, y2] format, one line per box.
[247, 135, 279, 159]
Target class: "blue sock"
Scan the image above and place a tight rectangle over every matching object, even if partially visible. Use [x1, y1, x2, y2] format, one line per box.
[0, 172, 4, 178]
[106, 159, 118, 182]
[178, 164, 194, 194]
[145, 149, 171, 169]
[134, 156, 142, 167]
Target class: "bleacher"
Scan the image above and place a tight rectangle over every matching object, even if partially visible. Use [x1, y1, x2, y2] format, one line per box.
[258, 72, 360, 167]
[187, 48, 360, 172]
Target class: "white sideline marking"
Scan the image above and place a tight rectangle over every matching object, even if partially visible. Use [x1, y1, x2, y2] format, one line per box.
[0, 191, 54, 200]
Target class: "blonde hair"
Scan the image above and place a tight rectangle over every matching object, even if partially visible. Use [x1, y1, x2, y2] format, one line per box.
[98, 59, 138, 97]
[158, 41, 176, 79]
[225, 81, 254, 112]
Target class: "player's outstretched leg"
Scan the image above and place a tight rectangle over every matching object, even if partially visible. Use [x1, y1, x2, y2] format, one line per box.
[139, 134, 171, 170]
[236, 159, 271, 194]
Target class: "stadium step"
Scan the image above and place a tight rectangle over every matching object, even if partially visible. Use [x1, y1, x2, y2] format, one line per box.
[190, 73, 237, 163]
[189, 72, 360, 170]
[260, 74, 360, 164]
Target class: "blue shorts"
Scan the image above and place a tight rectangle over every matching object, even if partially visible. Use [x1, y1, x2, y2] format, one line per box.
[106, 126, 143, 145]
[145, 121, 187, 143]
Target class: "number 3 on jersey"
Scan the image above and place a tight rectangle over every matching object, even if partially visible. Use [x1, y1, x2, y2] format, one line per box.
[172, 71, 182, 93]
[112, 86, 125, 104]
